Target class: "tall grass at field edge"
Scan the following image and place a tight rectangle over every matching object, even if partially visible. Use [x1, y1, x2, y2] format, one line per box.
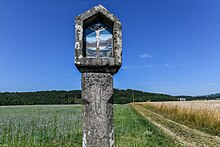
[141, 103, 220, 136]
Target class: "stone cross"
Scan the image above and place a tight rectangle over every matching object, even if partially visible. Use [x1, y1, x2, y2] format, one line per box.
[75, 5, 122, 147]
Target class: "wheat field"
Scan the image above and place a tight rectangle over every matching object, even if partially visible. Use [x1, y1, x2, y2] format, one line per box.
[139, 100, 220, 136]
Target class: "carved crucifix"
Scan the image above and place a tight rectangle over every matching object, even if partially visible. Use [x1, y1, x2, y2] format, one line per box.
[89, 24, 107, 57]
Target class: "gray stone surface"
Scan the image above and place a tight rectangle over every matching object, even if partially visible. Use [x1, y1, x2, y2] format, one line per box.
[82, 73, 114, 147]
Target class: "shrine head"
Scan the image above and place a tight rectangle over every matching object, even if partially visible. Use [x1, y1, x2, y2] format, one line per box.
[75, 5, 122, 74]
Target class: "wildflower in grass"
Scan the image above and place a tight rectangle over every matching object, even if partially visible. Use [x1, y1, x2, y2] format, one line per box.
[144, 130, 153, 136]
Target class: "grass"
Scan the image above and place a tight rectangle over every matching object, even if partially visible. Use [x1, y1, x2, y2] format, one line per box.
[114, 105, 180, 146]
[0, 104, 179, 146]
[0, 105, 82, 146]
[140, 101, 220, 136]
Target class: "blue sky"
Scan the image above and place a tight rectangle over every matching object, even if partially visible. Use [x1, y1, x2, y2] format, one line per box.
[0, 0, 220, 96]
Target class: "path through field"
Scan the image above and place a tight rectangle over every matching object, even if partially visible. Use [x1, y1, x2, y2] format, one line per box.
[130, 103, 220, 147]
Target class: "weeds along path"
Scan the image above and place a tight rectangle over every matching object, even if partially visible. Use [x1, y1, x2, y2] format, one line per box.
[130, 103, 220, 147]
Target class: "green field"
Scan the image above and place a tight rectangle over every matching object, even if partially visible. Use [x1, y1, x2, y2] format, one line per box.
[0, 105, 179, 146]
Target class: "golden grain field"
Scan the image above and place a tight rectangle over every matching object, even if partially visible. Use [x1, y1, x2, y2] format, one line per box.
[139, 100, 220, 136]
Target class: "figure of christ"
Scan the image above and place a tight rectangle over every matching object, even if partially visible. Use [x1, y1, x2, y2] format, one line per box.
[89, 24, 107, 57]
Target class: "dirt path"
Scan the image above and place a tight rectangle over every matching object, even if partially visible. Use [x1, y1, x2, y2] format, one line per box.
[130, 103, 220, 147]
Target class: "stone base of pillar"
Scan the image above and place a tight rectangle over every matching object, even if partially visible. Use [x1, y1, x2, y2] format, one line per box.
[82, 73, 114, 147]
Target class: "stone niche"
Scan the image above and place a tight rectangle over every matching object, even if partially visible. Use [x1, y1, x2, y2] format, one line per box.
[75, 5, 122, 74]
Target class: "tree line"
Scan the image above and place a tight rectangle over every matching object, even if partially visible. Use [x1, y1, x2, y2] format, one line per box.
[176, 93, 220, 101]
[0, 89, 178, 106]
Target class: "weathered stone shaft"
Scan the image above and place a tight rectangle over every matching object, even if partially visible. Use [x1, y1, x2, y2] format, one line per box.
[82, 73, 114, 147]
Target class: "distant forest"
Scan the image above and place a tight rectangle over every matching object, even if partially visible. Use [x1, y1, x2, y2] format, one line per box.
[0, 89, 178, 105]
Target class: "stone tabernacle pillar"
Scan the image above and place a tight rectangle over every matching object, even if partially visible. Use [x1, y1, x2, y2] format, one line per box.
[82, 73, 114, 146]
[74, 5, 122, 147]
